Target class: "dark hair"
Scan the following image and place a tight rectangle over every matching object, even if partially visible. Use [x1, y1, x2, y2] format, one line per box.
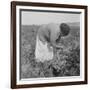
[60, 23, 70, 37]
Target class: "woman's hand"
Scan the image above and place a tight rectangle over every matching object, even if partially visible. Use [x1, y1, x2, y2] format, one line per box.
[47, 43, 53, 52]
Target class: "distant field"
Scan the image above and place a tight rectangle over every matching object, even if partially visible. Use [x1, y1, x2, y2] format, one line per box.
[20, 23, 80, 79]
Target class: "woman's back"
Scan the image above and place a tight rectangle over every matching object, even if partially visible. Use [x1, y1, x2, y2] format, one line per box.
[38, 23, 60, 43]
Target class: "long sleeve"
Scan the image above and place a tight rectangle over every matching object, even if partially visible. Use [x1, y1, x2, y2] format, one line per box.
[37, 25, 50, 44]
[49, 24, 61, 48]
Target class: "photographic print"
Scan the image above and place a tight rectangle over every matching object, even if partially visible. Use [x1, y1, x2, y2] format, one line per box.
[21, 9, 80, 78]
[11, 1, 88, 89]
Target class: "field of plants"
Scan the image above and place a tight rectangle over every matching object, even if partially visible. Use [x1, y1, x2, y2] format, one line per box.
[20, 23, 80, 79]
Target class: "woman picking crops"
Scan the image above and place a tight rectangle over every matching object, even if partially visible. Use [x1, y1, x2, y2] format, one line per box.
[35, 23, 70, 62]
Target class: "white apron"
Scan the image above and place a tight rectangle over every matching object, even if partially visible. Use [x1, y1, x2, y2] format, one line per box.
[35, 36, 53, 62]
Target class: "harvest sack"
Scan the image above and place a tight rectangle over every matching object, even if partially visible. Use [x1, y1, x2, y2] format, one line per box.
[35, 36, 53, 62]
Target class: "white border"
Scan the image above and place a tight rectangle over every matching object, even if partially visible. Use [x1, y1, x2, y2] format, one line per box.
[16, 5, 85, 85]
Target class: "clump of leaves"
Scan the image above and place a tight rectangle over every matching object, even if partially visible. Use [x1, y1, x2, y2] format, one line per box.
[21, 46, 80, 78]
[61, 46, 80, 76]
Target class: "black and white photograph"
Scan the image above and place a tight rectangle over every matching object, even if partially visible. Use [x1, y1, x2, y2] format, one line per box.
[11, 1, 87, 89]
[20, 10, 80, 79]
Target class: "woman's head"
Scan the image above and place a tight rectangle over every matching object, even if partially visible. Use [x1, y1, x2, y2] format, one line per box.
[60, 23, 70, 37]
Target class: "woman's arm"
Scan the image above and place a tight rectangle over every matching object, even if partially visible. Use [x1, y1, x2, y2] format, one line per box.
[50, 31, 63, 49]
[38, 26, 47, 44]
[39, 35, 46, 44]
[50, 41, 62, 49]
